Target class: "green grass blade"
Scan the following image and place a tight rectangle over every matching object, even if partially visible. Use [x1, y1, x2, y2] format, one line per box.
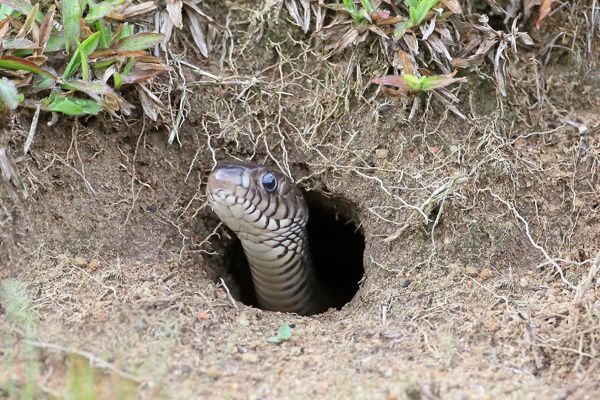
[95, 19, 112, 49]
[77, 39, 90, 81]
[61, 0, 82, 52]
[413, 0, 439, 25]
[45, 32, 66, 53]
[343, 0, 356, 13]
[45, 95, 102, 115]
[360, 0, 373, 14]
[84, 0, 113, 24]
[0, 3, 13, 18]
[114, 32, 164, 52]
[0, 0, 29, 14]
[63, 31, 101, 79]
[0, 56, 58, 80]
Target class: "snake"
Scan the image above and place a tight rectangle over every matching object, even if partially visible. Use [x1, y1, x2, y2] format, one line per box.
[206, 162, 324, 315]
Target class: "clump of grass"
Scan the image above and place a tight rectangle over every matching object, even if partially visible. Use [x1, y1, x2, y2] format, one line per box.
[1, 279, 141, 398]
[394, 0, 441, 38]
[0, 0, 170, 118]
[372, 72, 467, 93]
[1, 279, 39, 399]
[342, 0, 375, 24]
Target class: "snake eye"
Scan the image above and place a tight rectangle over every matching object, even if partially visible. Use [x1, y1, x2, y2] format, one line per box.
[261, 172, 278, 193]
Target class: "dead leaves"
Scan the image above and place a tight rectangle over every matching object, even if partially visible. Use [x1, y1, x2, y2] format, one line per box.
[535, 0, 556, 29]
[159, 0, 224, 58]
[453, 15, 533, 96]
[0, 146, 26, 204]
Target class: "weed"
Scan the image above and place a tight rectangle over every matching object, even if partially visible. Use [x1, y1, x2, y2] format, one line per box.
[372, 72, 467, 93]
[343, 0, 375, 24]
[0, 280, 39, 399]
[0, 0, 170, 117]
[394, 0, 440, 38]
[0, 279, 141, 398]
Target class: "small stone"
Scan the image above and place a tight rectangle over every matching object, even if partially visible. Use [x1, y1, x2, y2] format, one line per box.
[73, 256, 88, 267]
[519, 277, 529, 287]
[465, 266, 478, 277]
[487, 320, 499, 332]
[479, 268, 493, 280]
[88, 259, 101, 271]
[375, 148, 388, 159]
[289, 346, 302, 356]
[241, 353, 259, 363]
[205, 368, 223, 379]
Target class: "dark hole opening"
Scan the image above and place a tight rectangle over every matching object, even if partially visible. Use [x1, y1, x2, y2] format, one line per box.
[218, 191, 365, 314]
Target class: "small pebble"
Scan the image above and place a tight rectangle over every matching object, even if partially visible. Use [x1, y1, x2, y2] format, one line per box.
[241, 353, 259, 363]
[73, 256, 88, 267]
[375, 148, 388, 159]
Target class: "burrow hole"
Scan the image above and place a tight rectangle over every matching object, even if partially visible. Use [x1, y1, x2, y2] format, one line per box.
[210, 190, 365, 314]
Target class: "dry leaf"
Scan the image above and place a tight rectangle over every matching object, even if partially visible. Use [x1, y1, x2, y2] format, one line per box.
[37, 5, 55, 55]
[536, 0, 556, 29]
[439, 0, 461, 14]
[136, 83, 165, 121]
[186, 11, 208, 57]
[0, 146, 25, 204]
[166, 0, 183, 29]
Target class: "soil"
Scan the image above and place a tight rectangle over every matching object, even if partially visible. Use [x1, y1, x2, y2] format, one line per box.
[2, 1, 600, 399]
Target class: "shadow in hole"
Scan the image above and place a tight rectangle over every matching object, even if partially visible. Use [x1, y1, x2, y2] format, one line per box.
[222, 191, 365, 313]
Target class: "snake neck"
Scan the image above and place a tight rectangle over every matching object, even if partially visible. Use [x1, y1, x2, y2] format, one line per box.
[240, 229, 323, 315]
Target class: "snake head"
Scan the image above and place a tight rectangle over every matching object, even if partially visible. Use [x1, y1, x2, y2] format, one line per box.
[206, 162, 308, 240]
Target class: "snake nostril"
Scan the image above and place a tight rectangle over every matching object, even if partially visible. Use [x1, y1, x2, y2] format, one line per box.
[207, 166, 245, 193]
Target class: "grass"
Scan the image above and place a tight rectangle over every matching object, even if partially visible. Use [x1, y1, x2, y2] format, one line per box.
[0, 0, 169, 118]
[0, 279, 141, 399]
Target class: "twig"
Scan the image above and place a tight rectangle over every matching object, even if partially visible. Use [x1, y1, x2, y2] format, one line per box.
[574, 253, 600, 303]
[219, 278, 238, 309]
[22, 340, 140, 382]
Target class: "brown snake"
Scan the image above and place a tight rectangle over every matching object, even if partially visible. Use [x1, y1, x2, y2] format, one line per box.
[206, 162, 323, 315]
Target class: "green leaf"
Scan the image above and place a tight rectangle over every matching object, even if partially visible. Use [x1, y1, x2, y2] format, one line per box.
[61, 0, 82, 52]
[46, 32, 66, 53]
[115, 22, 132, 41]
[28, 75, 56, 93]
[0, 56, 58, 80]
[114, 32, 164, 52]
[0, 78, 19, 111]
[84, 1, 113, 23]
[77, 39, 90, 81]
[95, 19, 112, 49]
[411, 0, 439, 26]
[45, 95, 102, 116]
[372, 73, 467, 92]
[402, 74, 422, 90]
[0, 0, 43, 20]
[267, 324, 293, 345]
[0, 4, 13, 18]
[360, 0, 373, 14]
[63, 32, 101, 79]
[113, 71, 123, 89]
[122, 57, 135, 75]
[393, 20, 411, 39]
[92, 58, 116, 70]
[343, 0, 356, 13]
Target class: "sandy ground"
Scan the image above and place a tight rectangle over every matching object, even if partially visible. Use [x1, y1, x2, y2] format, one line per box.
[2, 1, 600, 399]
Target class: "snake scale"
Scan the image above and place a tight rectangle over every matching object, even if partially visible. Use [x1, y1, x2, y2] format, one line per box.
[207, 162, 324, 315]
